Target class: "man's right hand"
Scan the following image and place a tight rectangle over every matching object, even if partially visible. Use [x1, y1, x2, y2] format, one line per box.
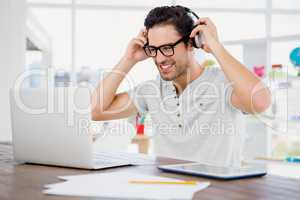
[123, 28, 149, 64]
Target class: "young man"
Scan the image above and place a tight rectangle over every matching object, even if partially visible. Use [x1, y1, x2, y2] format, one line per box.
[91, 6, 271, 166]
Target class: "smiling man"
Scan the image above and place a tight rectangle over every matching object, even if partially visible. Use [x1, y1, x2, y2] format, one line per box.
[91, 5, 271, 166]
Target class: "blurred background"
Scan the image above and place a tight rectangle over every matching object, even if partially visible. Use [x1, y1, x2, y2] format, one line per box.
[1, 0, 300, 159]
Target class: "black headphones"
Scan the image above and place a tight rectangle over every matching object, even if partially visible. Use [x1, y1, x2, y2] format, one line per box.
[184, 8, 203, 49]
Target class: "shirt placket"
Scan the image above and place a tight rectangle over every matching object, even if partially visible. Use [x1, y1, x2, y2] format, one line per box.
[171, 85, 183, 129]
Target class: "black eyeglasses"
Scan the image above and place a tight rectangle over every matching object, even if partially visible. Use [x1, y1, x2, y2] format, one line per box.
[143, 36, 187, 57]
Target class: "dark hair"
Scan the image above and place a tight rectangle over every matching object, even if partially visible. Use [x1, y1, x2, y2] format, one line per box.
[144, 5, 195, 45]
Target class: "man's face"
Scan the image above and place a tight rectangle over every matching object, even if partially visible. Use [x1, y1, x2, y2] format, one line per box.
[147, 24, 192, 81]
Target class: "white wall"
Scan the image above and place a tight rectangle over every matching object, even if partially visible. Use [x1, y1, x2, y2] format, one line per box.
[243, 42, 267, 69]
[0, 0, 26, 141]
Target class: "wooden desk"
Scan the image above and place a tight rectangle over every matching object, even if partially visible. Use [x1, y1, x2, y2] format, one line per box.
[0, 143, 300, 200]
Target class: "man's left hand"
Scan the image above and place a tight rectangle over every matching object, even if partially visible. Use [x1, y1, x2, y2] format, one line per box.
[189, 17, 221, 54]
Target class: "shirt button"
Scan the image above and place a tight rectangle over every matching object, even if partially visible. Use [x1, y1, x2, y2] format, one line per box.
[177, 113, 180, 117]
[178, 124, 182, 128]
[176, 103, 180, 106]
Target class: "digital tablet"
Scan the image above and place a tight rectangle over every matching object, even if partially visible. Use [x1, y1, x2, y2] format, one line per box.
[158, 162, 267, 180]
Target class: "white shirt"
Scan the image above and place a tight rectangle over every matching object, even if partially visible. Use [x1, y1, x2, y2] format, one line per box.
[128, 67, 244, 167]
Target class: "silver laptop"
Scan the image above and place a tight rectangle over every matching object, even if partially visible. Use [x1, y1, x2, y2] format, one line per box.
[9, 87, 155, 169]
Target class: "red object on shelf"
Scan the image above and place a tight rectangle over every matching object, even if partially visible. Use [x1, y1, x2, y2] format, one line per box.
[253, 65, 265, 78]
[272, 64, 283, 69]
[136, 124, 144, 135]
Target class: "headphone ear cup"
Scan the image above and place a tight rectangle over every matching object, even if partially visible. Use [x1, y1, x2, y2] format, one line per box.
[191, 38, 198, 48]
[190, 35, 201, 48]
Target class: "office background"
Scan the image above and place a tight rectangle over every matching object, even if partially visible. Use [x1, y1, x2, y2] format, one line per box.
[1, 0, 300, 160]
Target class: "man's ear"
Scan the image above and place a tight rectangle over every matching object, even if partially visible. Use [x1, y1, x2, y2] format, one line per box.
[144, 28, 148, 37]
[143, 28, 149, 42]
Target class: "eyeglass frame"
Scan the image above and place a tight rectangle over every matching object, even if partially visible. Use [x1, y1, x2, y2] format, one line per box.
[143, 36, 189, 57]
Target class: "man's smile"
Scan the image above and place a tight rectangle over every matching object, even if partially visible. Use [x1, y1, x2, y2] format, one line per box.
[159, 63, 175, 73]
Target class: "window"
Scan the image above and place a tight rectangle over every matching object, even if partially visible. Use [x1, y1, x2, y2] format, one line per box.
[76, 0, 172, 6]
[176, 0, 266, 9]
[30, 8, 72, 69]
[75, 9, 145, 68]
[271, 41, 300, 66]
[272, 15, 300, 37]
[273, 0, 300, 10]
[76, 9, 158, 84]
[28, 0, 71, 4]
[199, 12, 266, 41]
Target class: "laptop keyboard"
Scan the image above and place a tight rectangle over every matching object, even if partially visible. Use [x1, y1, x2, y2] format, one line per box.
[93, 152, 156, 165]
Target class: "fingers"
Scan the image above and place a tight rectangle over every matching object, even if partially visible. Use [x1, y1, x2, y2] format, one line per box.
[197, 17, 217, 31]
[192, 17, 217, 39]
[132, 38, 145, 47]
[137, 28, 148, 44]
[137, 28, 146, 37]
[129, 28, 148, 50]
[137, 36, 147, 45]
[189, 24, 207, 38]
[189, 24, 213, 53]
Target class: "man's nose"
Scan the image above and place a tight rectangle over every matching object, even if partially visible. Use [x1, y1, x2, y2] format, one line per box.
[155, 50, 168, 64]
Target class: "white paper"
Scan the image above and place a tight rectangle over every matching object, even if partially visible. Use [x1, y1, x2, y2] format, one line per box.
[44, 172, 210, 200]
